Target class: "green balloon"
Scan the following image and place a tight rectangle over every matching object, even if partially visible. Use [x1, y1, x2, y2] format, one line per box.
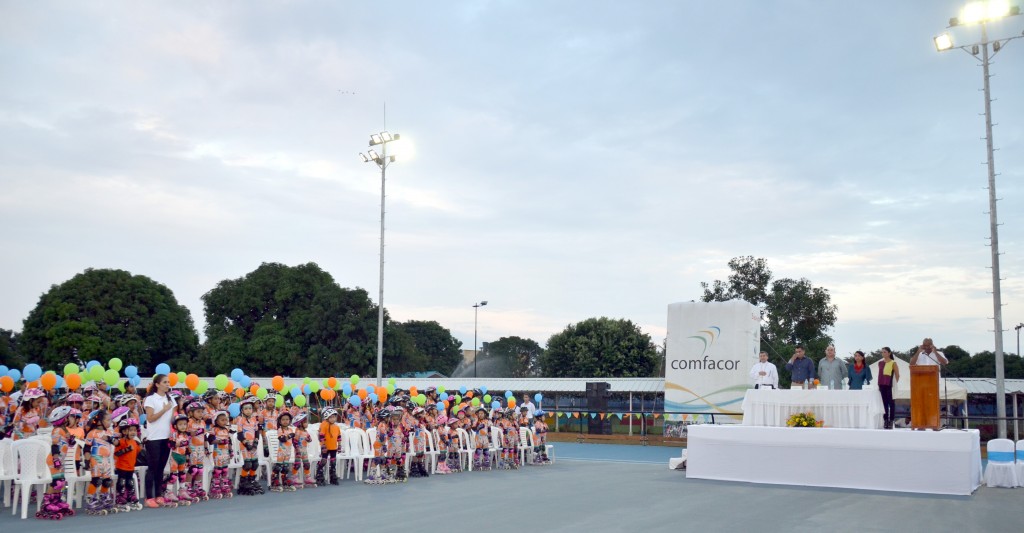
[108, 358, 123, 372]
[196, 380, 209, 394]
[116, 380, 126, 392]
[310, 382, 321, 393]
[417, 393, 426, 405]
[64, 363, 80, 376]
[454, 395, 462, 404]
[294, 396, 307, 407]
[437, 386, 446, 394]
[387, 384, 395, 395]
[483, 394, 492, 403]
[303, 377, 311, 384]
[275, 396, 284, 408]
[471, 398, 480, 407]
[177, 371, 187, 384]
[89, 365, 104, 381]
[257, 388, 268, 400]
[214, 375, 229, 390]
[389, 377, 396, 386]
[350, 374, 359, 385]
[103, 368, 119, 386]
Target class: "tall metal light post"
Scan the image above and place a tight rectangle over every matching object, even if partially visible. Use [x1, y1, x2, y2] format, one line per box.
[360, 131, 401, 387]
[934, 0, 1022, 438]
[473, 301, 488, 378]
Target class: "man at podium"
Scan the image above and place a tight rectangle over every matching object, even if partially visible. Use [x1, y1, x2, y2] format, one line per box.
[910, 338, 948, 368]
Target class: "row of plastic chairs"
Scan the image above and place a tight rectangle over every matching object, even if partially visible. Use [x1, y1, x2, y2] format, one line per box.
[983, 438, 1024, 488]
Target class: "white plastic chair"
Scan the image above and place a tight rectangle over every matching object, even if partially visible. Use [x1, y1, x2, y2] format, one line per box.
[346, 429, 372, 481]
[1016, 440, 1024, 483]
[489, 427, 503, 466]
[424, 430, 439, 474]
[335, 429, 358, 481]
[228, 437, 244, 488]
[455, 428, 473, 472]
[362, 428, 379, 480]
[11, 439, 50, 519]
[1, 439, 17, 509]
[63, 442, 91, 509]
[983, 438, 1019, 488]
[517, 427, 533, 466]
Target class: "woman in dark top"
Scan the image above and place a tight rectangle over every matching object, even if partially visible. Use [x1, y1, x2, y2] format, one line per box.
[848, 350, 873, 390]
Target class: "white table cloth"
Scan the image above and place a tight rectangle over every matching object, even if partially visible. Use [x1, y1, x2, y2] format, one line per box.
[741, 389, 884, 429]
[686, 425, 982, 495]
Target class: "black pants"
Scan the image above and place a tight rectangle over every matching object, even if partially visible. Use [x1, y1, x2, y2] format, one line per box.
[145, 439, 170, 498]
[879, 385, 894, 421]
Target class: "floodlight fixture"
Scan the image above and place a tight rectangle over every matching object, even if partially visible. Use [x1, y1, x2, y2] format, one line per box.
[935, 33, 955, 51]
[370, 133, 383, 146]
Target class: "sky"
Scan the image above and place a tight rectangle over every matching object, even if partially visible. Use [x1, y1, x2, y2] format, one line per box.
[2, 0, 1023, 363]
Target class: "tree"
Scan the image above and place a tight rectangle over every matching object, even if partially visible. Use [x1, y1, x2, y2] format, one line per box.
[542, 317, 658, 377]
[0, 328, 25, 368]
[482, 336, 545, 377]
[19, 268, 199, 374]
[383, 322, 429, 375]
[396, 320, 463, 375]
[200, 262, 379, 376]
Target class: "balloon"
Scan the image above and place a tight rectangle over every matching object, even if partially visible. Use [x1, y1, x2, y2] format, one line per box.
[349, 396, 361, 407]
[465, 391, 473, 399]
[116, 380, 126, 392]
[225, 381, 234, 394]
[300, 377, 309, 385]
[357, 389, 368, 400]
[378, 391, 388, 404]
[65, 373, 82, 390]
[437, 402, 446, 411]
[40, 373, 57, 390]
[185, 374, 200, 391]
[239, 375, 251, 388]
[275, 396, 284, 408]
[368, 393, 378, 404]
[459, 386, 467, 395]
[483, 394, 492, 403]
[108, 358, 123, 372]
[290, 387, 301, 398]
[0, 376, 13, 392]
[168, 372, 179, 386]
[327, 377, 337, 389]
[103, 369, 119, 386]
[63, 363, 80, 376]
[320, 389, 333, 401]
[386, 384, 395, 395]
[89, 365, 104, 381]
[535, 393, 543, 403]
[8, 369, 20, 382]
[294, 396, 307, 407]
[195, 380, 209, 394]
[130, 375, 141, 386]
[341, 383, 351, 395]
[439, 392, 449, 401]
[250, 384, 259, 395]
[302, 385, 311, 395]
[438, 386, 445, 394]
[492, 401, 500, 409]
[417, 394, 426, 406]
[471, 398, 480, 407]
[214, 375, 229, 390]
[409, 386, 418, 396]
[454, 395, 462, 404]
[480, 386, 489, 395]
[176, 371, 187, 385]
[257, 388, 268, 400]
[272, 376, 285, 391]
[229, 404, 240, 418]
[235, 388, 245, 399]
[231, 368, 244, 382]
[350, 374, 359, 385]
[505, 390, 513, 399]
[310, 382, 321, 393]
[125, 365, 138, 378]
[0, 365, 7, 376]
[86, 360, 100, 370]
[509, 398, 517, 408]
[155, 363, 171, 375]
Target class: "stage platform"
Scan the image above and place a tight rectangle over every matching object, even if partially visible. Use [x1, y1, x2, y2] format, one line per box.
[686, 424, 982, 495]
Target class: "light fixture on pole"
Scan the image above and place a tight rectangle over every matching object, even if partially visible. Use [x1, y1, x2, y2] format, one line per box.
[359, 130, 401, 387]
[934, 0, 1022, 439]
[473, 301, 488, 378]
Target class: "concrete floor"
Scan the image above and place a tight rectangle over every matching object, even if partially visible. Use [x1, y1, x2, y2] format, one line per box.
[3, 443, 1019, 533]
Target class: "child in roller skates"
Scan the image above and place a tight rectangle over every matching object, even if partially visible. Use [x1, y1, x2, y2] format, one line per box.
[292, 413, 315, 488]
[36, 406, 78, 520]
[167, 413, 191, 507]
[502, 408, 521, 469]
[234, 397, 264, 495]
[316, 408, 341, 486]
[473, 407, 492, 470]
[363, 408, 388, 485]
[113, 416, 142, 512]
[270, 411, 294, 492]
[186, 399, 209, 503]
[11, 387, 48, 440]
[385, 407, 408, 483]
[533, 411, 550, 464]
[408, 407, 431, 478]
[208, 411, 234, 499]
[84, 409, 116, 515]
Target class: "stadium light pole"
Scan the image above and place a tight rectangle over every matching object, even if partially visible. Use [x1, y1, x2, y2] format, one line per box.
[473, 301, 488, 378]
[934, 0, 1022, 438]
[360, 131, 401, 387]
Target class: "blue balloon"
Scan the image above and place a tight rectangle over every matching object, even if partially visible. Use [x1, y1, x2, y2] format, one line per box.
[303, 384, 311, 395]
[439, 392, 449, 401]
[23, 364, 42, 382]
[56, 376, 65, 389]
[342, 383, 352, 396]
[0, 365, 8, 376]
[504, 390, 513, 399]
[437, 402, 446, 411]
[459, 385, 467, 395]
[228, 404, 241, 418]
[290, 387, 301, 398]
[9, 369, 21, 382]
[155, 363, 171, 375]
[140, 414, 147, 424]
[239, 376, 251, 388]
[535, 393, 543, 404]
[87, 360, 100, 370]
[480, 386, 488, 395]
[125, 365, 138, 378]
[130, 375, 141, 387]
[368, 393, 378, 404]
[230, 368, 244, 382]
[349, 396, 361, 407]
[491, 401, 500, 409]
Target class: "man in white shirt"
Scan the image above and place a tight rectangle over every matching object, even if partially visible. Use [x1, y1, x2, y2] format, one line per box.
[910, 338, 948, 367]
[749, 351, 779, 389]
[521, 394, 536, 420]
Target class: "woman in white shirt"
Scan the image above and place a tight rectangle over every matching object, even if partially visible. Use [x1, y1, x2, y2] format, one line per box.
[142, 374, 175, 507]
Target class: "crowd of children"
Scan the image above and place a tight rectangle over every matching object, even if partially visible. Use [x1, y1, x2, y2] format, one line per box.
[0, 380, 552, 521]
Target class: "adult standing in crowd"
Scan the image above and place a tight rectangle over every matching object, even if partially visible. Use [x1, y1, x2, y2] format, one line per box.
[785, 345, 815, 388]
[749, 351, 779, 389]
[877, 347, 900, 429]
[817, 345, 847, 390]
[847, 350, 872, 390]
[910, 338, 948, 367]
[521, 394, 536, 420]
[143, 374, 175, 508]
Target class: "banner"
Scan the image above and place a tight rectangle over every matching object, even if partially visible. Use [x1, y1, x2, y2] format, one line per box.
[664, 300, 759, 421]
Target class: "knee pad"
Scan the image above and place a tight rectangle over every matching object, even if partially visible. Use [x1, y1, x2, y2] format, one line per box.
[189, 465, 203, 477]
[90, 478, 102, 488]
[102, 478, 113, 489]
[302, 460, 310, 471]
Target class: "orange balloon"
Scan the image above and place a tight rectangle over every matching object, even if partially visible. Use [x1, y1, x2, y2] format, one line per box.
[41, 373, 57, 390]
[27, 381, 38, 388]
[320, 389, 332, 401]
[235, 388, 245, 399]
[168, 373, 179, 386]
[357, 388, 368, 400]
[443, 400, 449, 408]
[465, 391, 473, 398]
[272, 376, 285, 391]
[327, 377, 337, 389]
[249, 384, 259, 395]
[378, 391, 388, 404]
[0, 376, 13, 393]
[65, 374, 82, 390]
[224, 382, 235, 394]
[185, 374, 200, 391]
[508, 398, 516, 407]
[409, 386, 417, 396]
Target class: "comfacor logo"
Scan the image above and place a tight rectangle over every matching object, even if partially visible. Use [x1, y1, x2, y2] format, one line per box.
[670, 325, 741, 371]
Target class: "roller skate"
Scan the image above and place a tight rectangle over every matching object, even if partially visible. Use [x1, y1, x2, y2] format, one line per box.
[35, 493, 65, 520]
[103, 493, 121, 513]
[396, 463, 408, 483]
[251, 477, 265, 495]
[126, 487, 143, 511]
[269, 474, 283, 493]
[315, 462, 327, 487]
[329, 464, 340, 486]
[181, 485, 198, 505]
[304, 476, 317, 489]
[222, 475, 234, 498]
[114, 489, 132, 513]
[162, 485, 181, 507]
[85, 494, 107, 516]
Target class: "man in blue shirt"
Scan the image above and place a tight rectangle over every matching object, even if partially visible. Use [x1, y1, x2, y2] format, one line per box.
[785, 345, 816, 388]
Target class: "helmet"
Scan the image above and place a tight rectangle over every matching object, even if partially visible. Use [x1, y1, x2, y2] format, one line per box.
[425, 387, 437, 394]
[68, 408, 83, 418]
[534, 410, 544, 417]
[111, 406, 131, 425]
[48, 406, 74, 425]
[168, 389, 184, 398]
[276, 411, 293, 426]
[425, 403, 438, 411]
[321, 408, 338, 420]
[203, 391, 218, 400]
[118, 394, 137, 407]
[264, 393, 277, 401]
[390, 406, 405, 416]
[173, 414, 189, 427]
[214, 410, 229, 423]
[86, 395, 103, 404]
[293, 413, 308, 426]
[412, 407, 425, 416]
[23, 388, 45, 401]
[239, 396, 258, 408]
[118, 418, 140, 430]
[88, 409, 106, 424]
[83, 383, 98, 392]
[185, 399, 206, 412]
[66, 393, 84, 404]
[217, 392, 230, 400]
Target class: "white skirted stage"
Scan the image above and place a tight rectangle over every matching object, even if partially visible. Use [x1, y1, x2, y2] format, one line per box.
[686, 425, 982, 495]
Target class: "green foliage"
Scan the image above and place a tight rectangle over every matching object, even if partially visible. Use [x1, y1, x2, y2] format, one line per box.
[383, 322, 428, 375]
[19, 268, 199, 374]
[0, 328, 25, 368]
[482, 336, 545, 377]
[199, 262, 378, 376]
[542, 317, 658, 377]
[396, 320, 463, 375]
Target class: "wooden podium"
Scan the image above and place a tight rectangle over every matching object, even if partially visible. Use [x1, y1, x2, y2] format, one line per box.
[910, 365, 940, 430]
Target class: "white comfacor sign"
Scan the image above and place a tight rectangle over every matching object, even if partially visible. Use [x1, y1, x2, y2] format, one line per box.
[665, 300, 760, 422]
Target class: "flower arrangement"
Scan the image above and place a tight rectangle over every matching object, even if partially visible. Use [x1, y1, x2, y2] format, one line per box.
[787, 411, 823, 428]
